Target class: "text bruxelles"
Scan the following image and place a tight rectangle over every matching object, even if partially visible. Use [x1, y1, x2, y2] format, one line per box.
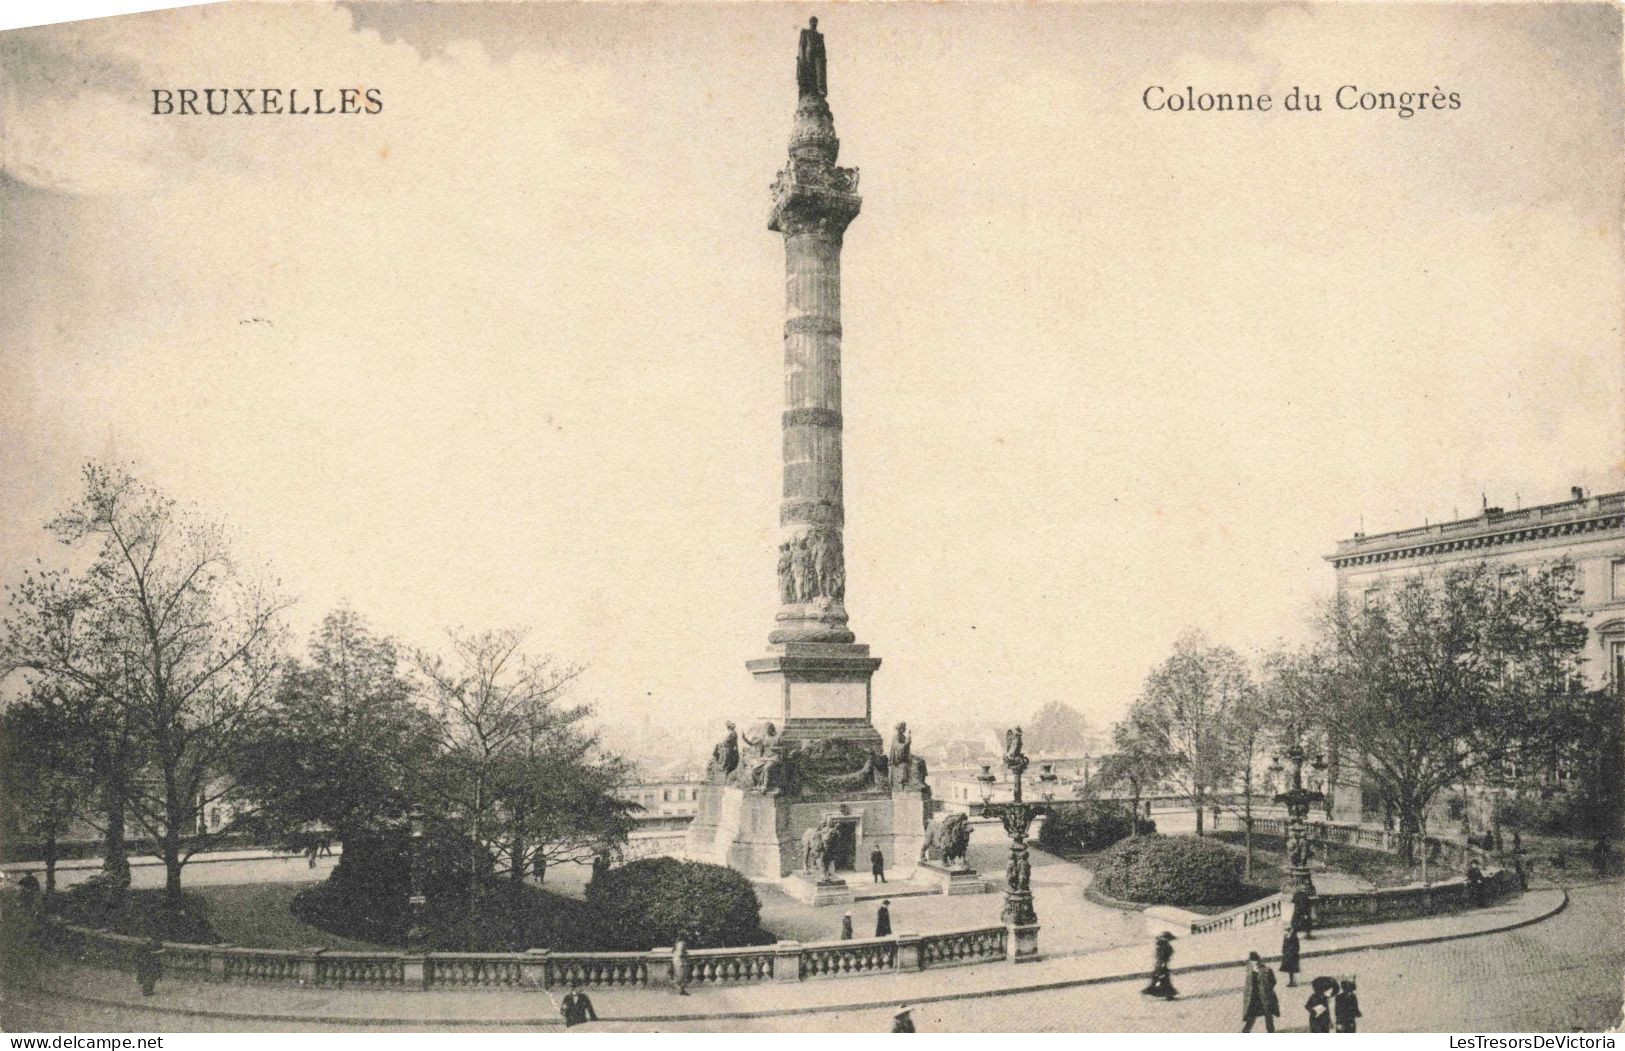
[151, 87, 383, 115]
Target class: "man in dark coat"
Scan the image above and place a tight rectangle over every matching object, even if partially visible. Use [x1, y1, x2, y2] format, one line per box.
[840, 912, 853, 940]
[560, 985, 597, 1027]
[891, 1005, 915, 1032]
[1141, 932, 1177, 999]
[871, 847, 887, 884]
[136, 937, 163, 997]
[1280, 924, 1302, 986]
[16, 871, 40, 916]
[1241, 952, 1280, 1031]
[875, 900, 892, 937]
[1290, 889, 1315, 939]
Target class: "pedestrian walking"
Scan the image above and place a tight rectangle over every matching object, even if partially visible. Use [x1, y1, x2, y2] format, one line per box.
[1290, 889, 1315, 939]
[305, 842, 318, 869]
[672, 933, 690, 995]
[560, 984, 598, 1027]
[1305, 977, 1336, 1032]
[1141, 931, 1177, 1000]
[1240, 951, 1280, 1032]
[320, 836, 333, 857]
[891, 1005, 915, 1032]
[1334, 978, 1361, 1033]
[871, 846, 887, 884]
[1465, 859, 1485, 907]
[840, 912, 853, 940]
[136, 937, 163, 997]
[875, 899, 892, 937]
[1280, 924, 1301, 987]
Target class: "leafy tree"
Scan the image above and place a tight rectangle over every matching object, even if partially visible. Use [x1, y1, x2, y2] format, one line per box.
[1124, 630, 1250, 836]
[231, 610, 436, 853]
[1025, 701, 1090, 755]
[0, 684, 96, 896]
[1321, 561, 1588, 858]
[1, 464, 290, 909]
[1095, 720, 1171, 836]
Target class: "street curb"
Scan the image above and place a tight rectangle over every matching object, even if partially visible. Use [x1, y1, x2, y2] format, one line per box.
[22, 889, 1570, 1028]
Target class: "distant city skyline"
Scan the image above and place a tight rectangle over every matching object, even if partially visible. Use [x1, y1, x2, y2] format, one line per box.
[2, 3, 1620, 743]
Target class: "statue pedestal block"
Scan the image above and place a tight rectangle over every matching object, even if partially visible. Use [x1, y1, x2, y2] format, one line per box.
[1007, 922, 1041, 963]
[784, 873, 853, 907]
[917, 861, 990, 896]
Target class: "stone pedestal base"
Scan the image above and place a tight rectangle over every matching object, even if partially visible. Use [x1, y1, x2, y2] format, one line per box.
[685, 783, 930, 883]
[917, 861, 990, 896]
[1007, 923, 1041, 963]
[784, 873, 853, 906]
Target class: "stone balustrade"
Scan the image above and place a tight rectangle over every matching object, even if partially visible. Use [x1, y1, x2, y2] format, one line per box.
[38, 918, 1025, 991]
[1188, 815, 1516, 935]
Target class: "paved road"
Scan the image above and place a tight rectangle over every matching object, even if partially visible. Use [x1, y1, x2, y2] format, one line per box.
[589, 881, 1622, 1033]
[3, 883, 1617, 1032]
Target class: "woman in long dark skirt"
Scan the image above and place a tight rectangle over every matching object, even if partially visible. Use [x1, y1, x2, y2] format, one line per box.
[1305, 976, 1336, 1032]
[1280, 924, 1302, 987]
[1141, 931, 1178, 999]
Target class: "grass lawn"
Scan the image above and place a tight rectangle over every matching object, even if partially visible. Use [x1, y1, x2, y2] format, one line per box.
[197, 884, 392, 951]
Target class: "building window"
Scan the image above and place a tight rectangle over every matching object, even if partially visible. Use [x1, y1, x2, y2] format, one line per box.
[1613, 640, 1625, 701]
[1613, 560, 1625, 601]
[1363, 587, 1382, 611]
[662, 789, 671, 802]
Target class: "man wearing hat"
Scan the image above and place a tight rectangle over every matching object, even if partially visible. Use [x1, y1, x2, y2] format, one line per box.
[1240, 951, 1280, 1032]
[840, 911, 854, 940]
[875, 899, 892, 937]
[891, 1005, 916, 1032]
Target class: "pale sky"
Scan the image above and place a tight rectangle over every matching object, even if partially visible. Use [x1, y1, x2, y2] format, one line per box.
[1, 2, 1621, 748]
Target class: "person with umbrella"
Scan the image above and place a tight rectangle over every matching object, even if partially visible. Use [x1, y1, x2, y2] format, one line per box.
[1305, 976, 1337, 1032]
[891, 1005, 916, 1032]
[1141, 931, 1178, 1000]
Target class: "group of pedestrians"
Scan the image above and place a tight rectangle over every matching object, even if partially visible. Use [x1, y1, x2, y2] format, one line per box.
[1143, 923, 1362, 1032]
[839, 900, 894, 940]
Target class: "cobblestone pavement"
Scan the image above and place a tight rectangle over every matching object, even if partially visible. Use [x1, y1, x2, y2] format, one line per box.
[1, 883, 1611, 1033]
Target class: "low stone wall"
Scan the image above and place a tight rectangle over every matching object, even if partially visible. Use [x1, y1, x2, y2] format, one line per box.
[38, 919, 1012, 991]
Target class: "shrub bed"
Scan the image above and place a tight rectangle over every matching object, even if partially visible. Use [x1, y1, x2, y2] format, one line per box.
[1038, 801, 1156, 855]
[585, 857, 766, 950]
[1091, 834, 1246, 907]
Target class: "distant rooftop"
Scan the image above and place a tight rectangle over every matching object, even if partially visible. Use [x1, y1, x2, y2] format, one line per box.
[1328, 488, 1625, 567]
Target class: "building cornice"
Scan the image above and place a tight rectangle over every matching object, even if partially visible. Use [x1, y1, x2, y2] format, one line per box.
[1327, 491, 1625, 569]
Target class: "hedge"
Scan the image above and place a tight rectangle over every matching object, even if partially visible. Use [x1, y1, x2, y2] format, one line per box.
[1037, 801, 1155, 855]
[1091, 834, 1245, 907]
[585, 857, 765, 950]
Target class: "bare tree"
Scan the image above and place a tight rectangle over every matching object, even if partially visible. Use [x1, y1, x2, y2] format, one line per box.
[413, 628, 586, 908]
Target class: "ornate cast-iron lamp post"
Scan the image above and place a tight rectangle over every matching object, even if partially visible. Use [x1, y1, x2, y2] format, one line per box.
[1271, 741, 1325, 931]
[980, 728, 1044, 961]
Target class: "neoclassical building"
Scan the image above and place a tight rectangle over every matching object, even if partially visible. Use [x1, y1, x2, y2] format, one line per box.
[1325, 486, 1625, 824]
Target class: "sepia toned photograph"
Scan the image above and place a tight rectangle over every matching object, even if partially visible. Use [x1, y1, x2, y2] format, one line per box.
[0, 0, 1621, 1035]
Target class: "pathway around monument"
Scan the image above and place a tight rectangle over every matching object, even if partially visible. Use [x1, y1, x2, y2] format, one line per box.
[0, 884, 1581, 1031]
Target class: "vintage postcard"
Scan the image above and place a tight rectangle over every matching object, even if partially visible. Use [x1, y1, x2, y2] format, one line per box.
[0, 0, 1621, 1037]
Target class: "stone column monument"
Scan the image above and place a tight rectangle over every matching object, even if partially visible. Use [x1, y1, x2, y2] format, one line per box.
[685, 20, 929, 893]
[752, 15, 881, 755]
